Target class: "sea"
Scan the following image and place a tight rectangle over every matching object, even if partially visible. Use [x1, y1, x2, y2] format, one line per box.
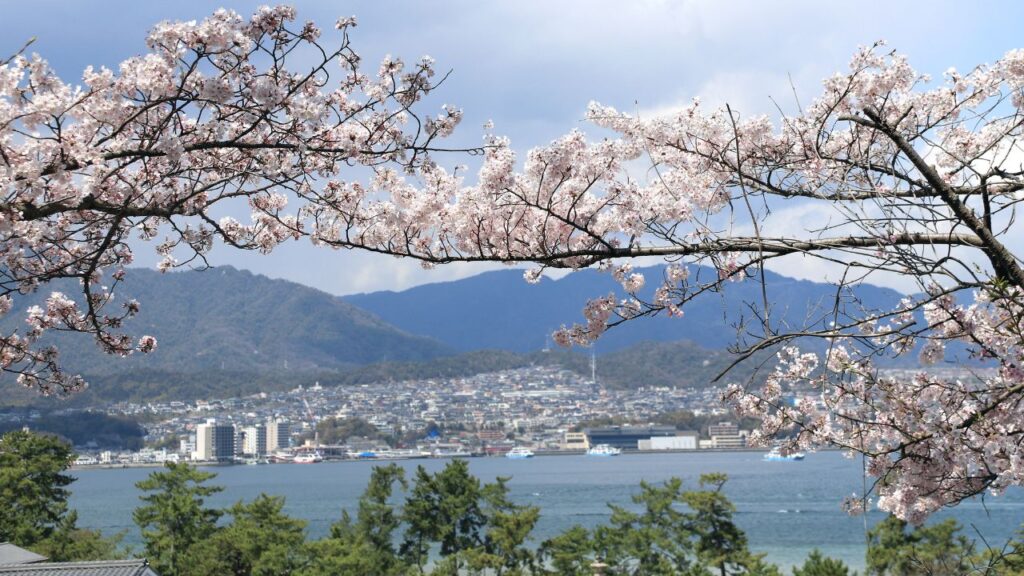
[68, 450, 1024, 572]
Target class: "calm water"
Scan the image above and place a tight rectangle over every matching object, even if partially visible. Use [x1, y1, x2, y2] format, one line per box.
[69, 451, 1024, 571]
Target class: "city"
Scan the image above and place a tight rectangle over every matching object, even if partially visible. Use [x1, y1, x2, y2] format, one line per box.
[58, 365, 754, 466]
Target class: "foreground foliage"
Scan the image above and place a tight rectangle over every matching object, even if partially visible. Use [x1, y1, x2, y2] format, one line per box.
[8, 429, 1024, 574]
[0, 430, 121, 560]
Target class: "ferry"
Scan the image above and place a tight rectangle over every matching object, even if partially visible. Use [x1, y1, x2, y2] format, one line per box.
[505, 447, 535, 459]
[431, 448, 472, 459]
[587, 444, 622, 456]
[377, 449, 431, 460]
[269, 451, 294, 464]
[293, 451, 323, 464]
[763, 446, 805, 461]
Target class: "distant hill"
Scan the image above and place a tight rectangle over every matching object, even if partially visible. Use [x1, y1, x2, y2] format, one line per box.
[0, 263, 911, 407]
[344, 265, 906, 354]
[0, 266, 454, 379]
[2, 338, 752, 407]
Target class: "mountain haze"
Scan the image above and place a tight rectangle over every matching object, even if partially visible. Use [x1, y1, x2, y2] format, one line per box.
[344, 265, 906, 354]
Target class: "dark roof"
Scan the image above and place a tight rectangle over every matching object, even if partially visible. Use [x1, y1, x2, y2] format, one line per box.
[0, 543, 47, 566]
[0, 560, 157, 576]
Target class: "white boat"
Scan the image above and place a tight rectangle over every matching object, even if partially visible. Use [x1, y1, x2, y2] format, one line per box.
[587, 444, 622, 456]
[432, 448, 472, 459]
[763, 447, 805, 461]
[505, 447, 535, 459]
[269, 451, 294, 463]
[294, 451, 323, 464]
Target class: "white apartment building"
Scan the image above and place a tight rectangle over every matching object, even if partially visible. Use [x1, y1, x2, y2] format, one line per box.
[194, 419, 216, 461]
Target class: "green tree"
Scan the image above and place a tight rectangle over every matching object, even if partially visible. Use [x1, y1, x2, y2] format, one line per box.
[400, 460, 539, 575]
[990, 526, 1024, 574]
[792, 550, 852, 576]
[587, 474, 778, 576]
[303, 464, 408, 576]
[133, 462, 223, 576]
[459, 476, 541, 575]
[401, 460, 487, 572]
[592, 478, 696, 576]
[33, 510, 124, 562]
[539, 525, 595, 576]
[183, 494, 306, 576]
[401, 465, 441, 572]
[683, 473, 773, 576]
[866, 516, 972, 576]
[0, 430, 75, 547]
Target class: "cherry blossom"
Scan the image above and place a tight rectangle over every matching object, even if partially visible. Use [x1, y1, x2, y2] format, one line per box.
[316, 42, 1024, 520]
[0, 6, 480, 394]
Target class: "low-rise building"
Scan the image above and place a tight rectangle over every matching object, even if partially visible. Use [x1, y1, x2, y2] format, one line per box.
[585, 426, 678, 451]
[562, 431, 589, 450]
[639, 432, 698, 450]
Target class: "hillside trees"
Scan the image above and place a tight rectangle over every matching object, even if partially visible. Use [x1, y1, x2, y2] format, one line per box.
[7, 4, 1024, 522]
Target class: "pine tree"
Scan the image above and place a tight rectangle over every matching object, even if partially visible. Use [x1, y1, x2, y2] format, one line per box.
[133, 462, 223, 576]
[0, 430, 75, 547]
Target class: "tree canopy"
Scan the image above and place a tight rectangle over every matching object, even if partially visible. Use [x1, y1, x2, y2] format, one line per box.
[0, 429, 75, 546]
[133, 461, 223, 576]
[0, 430, 121, 561]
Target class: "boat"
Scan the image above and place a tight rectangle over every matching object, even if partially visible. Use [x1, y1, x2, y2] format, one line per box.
[431, 448, 472, 459]
[505, 447, 535, 459]
[587, 444, 622, 456]
[293, 451, 323, 464]
[377, 449, 431, 460]
[763, 447, 805, 461]
[269, 451, 294, 463]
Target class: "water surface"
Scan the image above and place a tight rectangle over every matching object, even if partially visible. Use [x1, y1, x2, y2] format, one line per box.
[69, 451, 1024, 571]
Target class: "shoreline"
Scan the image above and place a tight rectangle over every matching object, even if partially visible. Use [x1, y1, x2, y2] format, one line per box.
[70, 445, 838, 470]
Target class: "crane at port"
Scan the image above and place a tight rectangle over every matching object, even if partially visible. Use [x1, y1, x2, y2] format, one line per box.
[302, 396, 319, 448]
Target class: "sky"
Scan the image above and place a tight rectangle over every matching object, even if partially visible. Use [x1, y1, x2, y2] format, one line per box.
[3, 1, 1024, 296]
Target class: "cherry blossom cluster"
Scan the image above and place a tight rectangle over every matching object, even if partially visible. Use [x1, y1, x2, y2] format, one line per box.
[727, 285, 1024, 522]
[0, 6, 476, 393]
[317, 43, 1024, 519]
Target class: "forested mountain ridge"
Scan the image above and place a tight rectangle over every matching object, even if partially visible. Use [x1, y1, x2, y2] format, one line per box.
[0, 266, 454, 377]
[1, 264, 899, 406]
[3, 340, 748, 407]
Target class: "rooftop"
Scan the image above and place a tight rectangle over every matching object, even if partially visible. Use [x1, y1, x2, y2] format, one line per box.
[0, 560, 156, 576]
[0, 543, 46, 566]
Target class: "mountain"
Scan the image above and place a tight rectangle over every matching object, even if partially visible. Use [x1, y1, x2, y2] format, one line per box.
[1, 266, 454, 378]
[344, 265, 906, 354]
[1, 336, 749, 407]
[0, 262, 909, 407]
